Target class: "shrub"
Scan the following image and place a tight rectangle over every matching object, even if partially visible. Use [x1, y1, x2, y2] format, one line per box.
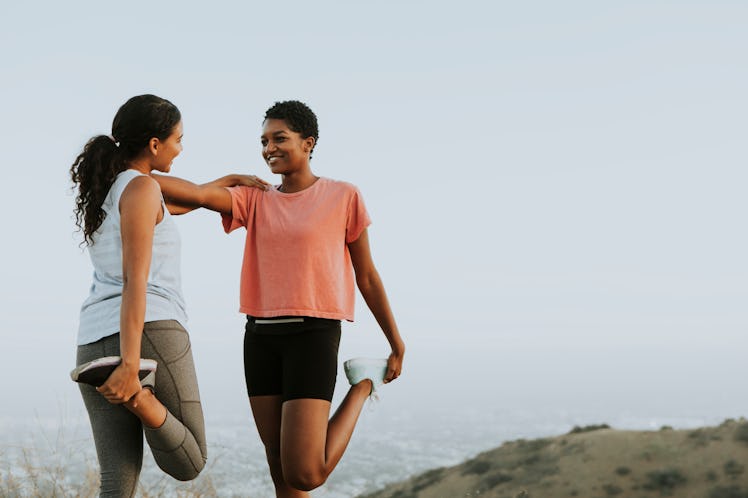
[411, 467, 445, 492]
[461, 459, 492, 476]
[615, 466, 631, 476]
[734, 422, 748, 444]
[480, 471, 513, 489]
[516, 438, 552, 452]
[568, 424, 610, 434]
[688, 428, 720, 446]
[642, 468, 687, 494]
[725, 460, 745, 479]
[602, 483, 623, 495]
[709, 486, 748, 498]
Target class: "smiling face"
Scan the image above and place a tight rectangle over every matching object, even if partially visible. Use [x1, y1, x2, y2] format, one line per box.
[261, 118, 315, 175]
[150, 120, 183, 173]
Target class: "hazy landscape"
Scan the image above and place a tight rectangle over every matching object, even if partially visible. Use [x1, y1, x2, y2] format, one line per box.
[2, 1, 747, 497]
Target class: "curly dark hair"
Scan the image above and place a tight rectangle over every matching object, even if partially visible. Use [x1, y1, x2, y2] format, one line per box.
[70, 95, 181, 245]
[264, 100, 319, 157]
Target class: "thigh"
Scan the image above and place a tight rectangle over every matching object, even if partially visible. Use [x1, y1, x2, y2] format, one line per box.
[141, 320, 199, 407]
[244, 327, 283, 397]
[282, 326, 341, 402]
[249, 395, 284, 453]
[141, 320, 205, 445]
[280, 398, 332, 471]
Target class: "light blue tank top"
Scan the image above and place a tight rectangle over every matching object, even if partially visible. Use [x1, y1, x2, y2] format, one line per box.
[77, 169, 188, 345]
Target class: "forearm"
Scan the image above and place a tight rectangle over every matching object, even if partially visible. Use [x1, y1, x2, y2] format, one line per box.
[357, 272, 405, 354]
[155, 174, 239, 215]
[119, 279, 147, 368]
[153, 174, 206, 208]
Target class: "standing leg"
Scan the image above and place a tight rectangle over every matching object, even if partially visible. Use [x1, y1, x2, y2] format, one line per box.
[78, 336, 144, 498]
[250, 395, 309, 498]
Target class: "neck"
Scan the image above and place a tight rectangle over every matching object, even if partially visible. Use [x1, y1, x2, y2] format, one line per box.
[279, 170, 318, 193]
[127, 157, 152, 175]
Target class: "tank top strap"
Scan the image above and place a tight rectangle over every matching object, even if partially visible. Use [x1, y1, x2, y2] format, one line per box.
[104, 169, 146, 216]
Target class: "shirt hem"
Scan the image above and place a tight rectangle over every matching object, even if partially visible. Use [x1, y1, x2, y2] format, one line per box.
[238, 307, 353, 322]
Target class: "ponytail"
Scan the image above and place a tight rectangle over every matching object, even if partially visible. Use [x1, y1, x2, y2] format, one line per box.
[70, 135, 125, 245]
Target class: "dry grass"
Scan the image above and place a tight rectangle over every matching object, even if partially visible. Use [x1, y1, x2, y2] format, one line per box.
[0, 412, 225, 498]
[0, 445, 223, 498]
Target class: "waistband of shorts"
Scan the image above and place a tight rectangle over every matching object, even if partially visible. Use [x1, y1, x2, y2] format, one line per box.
[245, 315, 340, 335]
[246, 315, 339, 325]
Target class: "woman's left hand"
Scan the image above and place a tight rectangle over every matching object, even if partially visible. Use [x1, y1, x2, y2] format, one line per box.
[384, 347, 404, 384]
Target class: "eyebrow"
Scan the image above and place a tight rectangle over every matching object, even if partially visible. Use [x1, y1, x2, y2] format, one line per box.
[260, 131, 289, 139]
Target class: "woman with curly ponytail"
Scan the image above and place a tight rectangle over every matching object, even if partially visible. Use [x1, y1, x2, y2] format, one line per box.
[69, 94, 268, 496]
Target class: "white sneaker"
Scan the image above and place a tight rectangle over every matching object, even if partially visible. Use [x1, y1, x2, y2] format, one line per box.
[344, 358, 388, 396]
[70, 356, 157, 388]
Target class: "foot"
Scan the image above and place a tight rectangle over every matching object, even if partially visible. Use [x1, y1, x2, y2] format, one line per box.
[70, 356, 157, 387]
[139, 370, 156, 393]
[344, 358, 388, 396]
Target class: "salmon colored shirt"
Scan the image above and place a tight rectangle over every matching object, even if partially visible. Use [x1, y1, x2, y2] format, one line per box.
[222, 177, 371, 321]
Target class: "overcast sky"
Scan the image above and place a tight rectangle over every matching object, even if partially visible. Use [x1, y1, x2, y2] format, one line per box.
[1, 1, 746, 426]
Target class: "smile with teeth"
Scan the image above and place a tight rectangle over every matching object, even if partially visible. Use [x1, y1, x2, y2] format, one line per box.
[267, 155, 281, 163]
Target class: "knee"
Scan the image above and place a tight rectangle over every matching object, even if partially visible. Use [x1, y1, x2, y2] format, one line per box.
[168, 456, 206, 482]
[286, 469, 327, 491]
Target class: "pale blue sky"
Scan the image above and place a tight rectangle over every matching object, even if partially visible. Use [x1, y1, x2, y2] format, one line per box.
[1, 1, 746, 426]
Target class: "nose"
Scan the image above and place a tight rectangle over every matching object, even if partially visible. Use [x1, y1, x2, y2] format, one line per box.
[264, 141, 277, 156]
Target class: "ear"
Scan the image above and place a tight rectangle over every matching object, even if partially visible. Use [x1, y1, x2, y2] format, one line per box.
[303, 136, 316, 153]
[148, 137, 160, 156]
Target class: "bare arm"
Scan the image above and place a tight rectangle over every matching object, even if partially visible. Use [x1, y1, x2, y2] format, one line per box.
[153, 173, 270, 215]
[97, 176, 162, 404]
[348, 228, 405, 383]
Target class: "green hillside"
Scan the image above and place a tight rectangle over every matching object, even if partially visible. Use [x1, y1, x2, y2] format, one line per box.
[358, 419, 748, 498]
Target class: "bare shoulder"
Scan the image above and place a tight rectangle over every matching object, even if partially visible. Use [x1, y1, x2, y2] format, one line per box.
[120, 175, 162, 208]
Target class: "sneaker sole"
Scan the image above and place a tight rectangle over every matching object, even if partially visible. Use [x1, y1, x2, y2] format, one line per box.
[70, 357, 157, 387]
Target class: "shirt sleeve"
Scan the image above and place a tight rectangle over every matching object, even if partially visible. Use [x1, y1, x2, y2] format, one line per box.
[221, 186, 253, 233]
[345, 185, 372, 243]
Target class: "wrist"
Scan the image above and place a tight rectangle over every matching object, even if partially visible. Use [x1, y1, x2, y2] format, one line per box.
[390, 341, 405, 356]
[119, 358, 139, 371]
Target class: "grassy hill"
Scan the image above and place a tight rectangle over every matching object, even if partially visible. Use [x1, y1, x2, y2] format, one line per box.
[357, 419, 748, 498]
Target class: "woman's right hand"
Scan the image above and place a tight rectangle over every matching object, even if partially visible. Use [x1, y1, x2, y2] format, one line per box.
[96, 363, 142, 405]
[233, 174, 271, 190]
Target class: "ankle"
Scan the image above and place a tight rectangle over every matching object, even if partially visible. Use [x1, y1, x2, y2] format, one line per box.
[125, 389, 167, 428]
[354, 379, 373, 395]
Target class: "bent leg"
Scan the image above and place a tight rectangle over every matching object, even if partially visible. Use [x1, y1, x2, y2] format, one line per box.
[139, 320, 207, 481]
[280, 381, 372, 491]
[250, 395, 309, 498]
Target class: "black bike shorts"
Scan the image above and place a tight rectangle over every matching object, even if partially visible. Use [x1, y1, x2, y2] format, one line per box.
[243, 316, 341, 402]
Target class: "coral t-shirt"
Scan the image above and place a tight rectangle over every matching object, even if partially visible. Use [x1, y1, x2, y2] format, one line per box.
[222, 177, 371, 321]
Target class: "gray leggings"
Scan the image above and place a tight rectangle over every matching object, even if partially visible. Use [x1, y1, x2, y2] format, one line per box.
[77, 320, 207, 497]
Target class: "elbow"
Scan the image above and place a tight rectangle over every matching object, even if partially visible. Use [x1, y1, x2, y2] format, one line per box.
[355, 271, 379, 295]
[121, 273, 147, 293]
